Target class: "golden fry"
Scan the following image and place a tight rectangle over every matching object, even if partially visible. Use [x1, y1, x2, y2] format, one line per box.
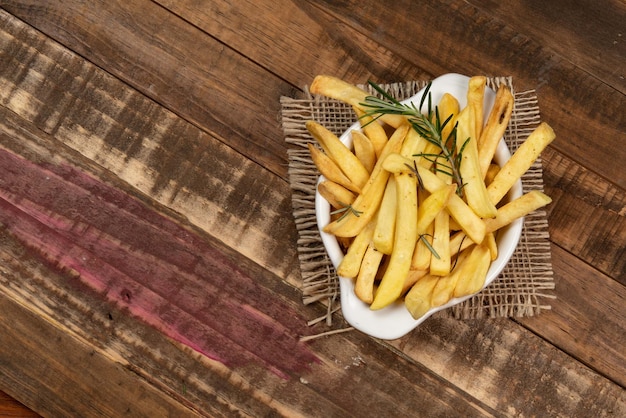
[306, 121, 370, 191]
[355, 244, 384, 304]
[337, 220, 376, 278]
[431, 249, 470, 307]
[467, 76, 487, 140]
[309, 75, 406, 128]
[373, 176, 397, 255]
[382, 153, 487, 244]
[484, 163, 501, 186]
[438, 92, 460, 141]
[402, 269, 428, 295]
[449, 190, 553, 255]
[487, 122, 556, 205]
[400, 127, 427, 158]
[353, 106, 388, 158]
[308, 143, 360, 193]
[412, 221, 434, 271]
[404, 274, 440, 320]
[317, 180, 357, 209]
[417, 184, 455, 234]
[323, 124, 409, 238]
[456, 106, 498, 218]
[484, 232, 498, 261]
[370, 171, 418, 310]
[478, 84, 514, 177]
[411, 189, 432, 271]
[310, 75, 369, 107]
[453, 244, 491, 298]
[351, 130, 376, 174]
[430, 210, 451, 276]
[484, 190, 552, 232]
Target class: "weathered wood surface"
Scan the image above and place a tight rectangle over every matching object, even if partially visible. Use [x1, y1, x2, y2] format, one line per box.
[0, 0, 624, 416]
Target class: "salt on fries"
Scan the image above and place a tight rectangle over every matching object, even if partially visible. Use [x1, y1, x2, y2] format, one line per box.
[307, 75, 554, 318]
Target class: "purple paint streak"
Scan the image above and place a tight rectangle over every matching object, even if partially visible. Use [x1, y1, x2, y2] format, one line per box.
[0, 149, 319, 378]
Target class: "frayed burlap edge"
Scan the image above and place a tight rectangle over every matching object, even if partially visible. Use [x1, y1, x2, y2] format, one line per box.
[281, 78, 555, 336]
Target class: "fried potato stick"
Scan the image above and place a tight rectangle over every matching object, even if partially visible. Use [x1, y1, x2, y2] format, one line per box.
[309, 75, 406, 128]
[370, 171, 418, 310]
[453, 244, 491, 298]
[478, 84, 514, 178]
[351, 130, 376, 174]
[373, 176, 397, 255]
[405, 274, 440, 320]
[449, 190, 553, 255]
[487, 122, 556, 205]
[355, 243, 384, 304]
[337, 220, 376, 278]
[306, 121, 370, 191]
[353, 106, 388, 158]
[382, 153, 486, 244]
[323, 124, 409, 238]
[456, 106, 498, 218]
[317, 180, 357, 209]
[308, 143, 360, 193]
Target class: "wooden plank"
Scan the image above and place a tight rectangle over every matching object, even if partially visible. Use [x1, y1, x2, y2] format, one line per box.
[0, 294, 201, 417]
[388, 314, 626, 416]
[131, 1, 626, 285]
[0, 0, 295, 179]
[4, 198, 621, 417]
[154, 0, 431, 84]
[468, 0, 626, 93]
[0, 128, 506, 417]
[159, 0, 625, 194]
[0, 10, 302, 287]
[542, 147, 626, 282]
[1, 2, 624, 416]
[0, 391, 39, 418]
[518, 245, 626, 388]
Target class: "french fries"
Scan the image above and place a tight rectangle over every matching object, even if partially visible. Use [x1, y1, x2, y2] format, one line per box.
[487, 122, 555, 205]
[370, 170, 418, 310]
[306, 121, 370, 191]
[307, 75, 554, 320]
[456, 104, 498, 218]
[478, 85, 514, 178]
[373, 176, 397, 255]
[317, 180, 356, 209]
[323, 124, 409, 238]
[351, 130, 377, 173]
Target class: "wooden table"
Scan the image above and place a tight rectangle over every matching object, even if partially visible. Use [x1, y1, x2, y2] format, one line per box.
[0, 1, 624, 416]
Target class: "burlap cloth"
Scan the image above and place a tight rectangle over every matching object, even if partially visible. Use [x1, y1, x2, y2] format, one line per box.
[281, 77, 555, 335]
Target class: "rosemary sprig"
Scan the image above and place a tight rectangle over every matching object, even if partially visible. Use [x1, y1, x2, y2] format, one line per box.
[419, 234, 440, 260]
[360, 81, 468, 197]
[404, 160, 424, 190]
[331, 204, 363, 222]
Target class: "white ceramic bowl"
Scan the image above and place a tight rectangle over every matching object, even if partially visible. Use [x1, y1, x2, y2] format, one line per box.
[315, 73, 523, 340]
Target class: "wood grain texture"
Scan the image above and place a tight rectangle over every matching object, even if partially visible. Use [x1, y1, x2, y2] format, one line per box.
[0, 0, 295, 178]
[0, 390, 39, 417]
[304, 0, 626, 190]
[518, 245, 626, 387]
[542, 147, 626, 282]
[0, 0, 624, 416]
[0, 9, 302, 287]
[468, 0, 626, 93]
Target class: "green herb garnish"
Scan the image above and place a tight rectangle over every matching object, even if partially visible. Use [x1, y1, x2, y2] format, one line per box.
[359, 81, 468, 197]
[331, 204, 363, 222]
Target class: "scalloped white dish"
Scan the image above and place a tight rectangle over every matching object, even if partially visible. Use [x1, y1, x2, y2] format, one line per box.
[315, 73, 523, 340]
